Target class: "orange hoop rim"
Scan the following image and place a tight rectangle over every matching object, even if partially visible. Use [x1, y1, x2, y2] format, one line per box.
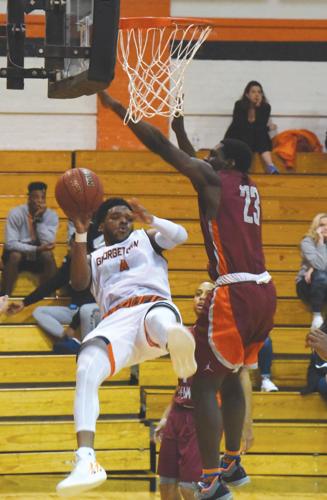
[119, 17, 214, 31]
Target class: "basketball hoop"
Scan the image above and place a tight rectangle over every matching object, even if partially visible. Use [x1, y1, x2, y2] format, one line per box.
[118, 17, 213, 123]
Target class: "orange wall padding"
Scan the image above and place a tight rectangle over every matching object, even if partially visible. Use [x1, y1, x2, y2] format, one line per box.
[207, 18, 327, 42]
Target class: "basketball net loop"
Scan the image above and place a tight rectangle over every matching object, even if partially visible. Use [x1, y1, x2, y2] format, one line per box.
[118, 22, 212, 123]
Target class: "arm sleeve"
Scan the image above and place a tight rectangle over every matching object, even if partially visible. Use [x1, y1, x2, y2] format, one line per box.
[231, 101, 247, 129]
[151, 216, 188, 250]
[257, 103, 271, 126]
[5, 211, 38, 255]
[23, 263, 68, 306]
[300, 237, 327, 270]
[35, 209, 59, 244]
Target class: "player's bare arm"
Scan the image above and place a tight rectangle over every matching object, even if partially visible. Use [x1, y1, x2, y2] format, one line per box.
[128, 197, 188, 251]
[70, 214, 92, 291]
[171, 114, 196, 157]
[99, 92, 219, 196]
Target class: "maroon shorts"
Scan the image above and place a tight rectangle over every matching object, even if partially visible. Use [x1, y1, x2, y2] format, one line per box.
[157, 405, 202, 482]
[195, 281, 277, 375]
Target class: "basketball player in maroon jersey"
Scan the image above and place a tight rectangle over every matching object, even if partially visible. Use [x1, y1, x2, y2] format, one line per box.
[156, 282, 214, 500]
[99, 91, 277, 500]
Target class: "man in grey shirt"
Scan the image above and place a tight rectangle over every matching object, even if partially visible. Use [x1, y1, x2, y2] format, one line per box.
[0, 181, 58, 296]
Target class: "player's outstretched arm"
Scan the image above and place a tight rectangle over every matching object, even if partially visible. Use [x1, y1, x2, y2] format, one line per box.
[129, 198, 188, 250]
[70, 215, 92, 291]
[171, 114, 196, 158]
[98, 92, 217, 193]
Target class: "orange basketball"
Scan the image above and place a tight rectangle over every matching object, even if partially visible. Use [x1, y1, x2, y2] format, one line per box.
[55, 168, 104, 219]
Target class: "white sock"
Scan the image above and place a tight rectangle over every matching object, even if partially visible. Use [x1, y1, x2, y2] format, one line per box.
[312, 313, 323, 328]
[77, 447, 95, 459]
[74, 345, 111, 433]
[144, 306, 180, 350]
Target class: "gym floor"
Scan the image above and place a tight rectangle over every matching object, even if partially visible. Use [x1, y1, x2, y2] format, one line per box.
[0, 475, 327, 499]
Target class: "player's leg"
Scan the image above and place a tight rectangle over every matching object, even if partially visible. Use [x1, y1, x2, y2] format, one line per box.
[219, 372, 249, 487]
[158, 412, 181, 500]
[179, 485, 196, 499]
[56, 339, 110, 496]
[144, 303, 197, 378]
[160, 481, 181, 500]
[192, 375, 232, 500]
[177, 411, 202, 500]
[57, 307, 146, 496]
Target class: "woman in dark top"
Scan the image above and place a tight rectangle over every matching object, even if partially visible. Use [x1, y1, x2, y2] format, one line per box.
[225, 81, 279, 174]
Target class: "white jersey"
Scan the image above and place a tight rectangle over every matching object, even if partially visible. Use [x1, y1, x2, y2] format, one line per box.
[90, 229, 172, 316]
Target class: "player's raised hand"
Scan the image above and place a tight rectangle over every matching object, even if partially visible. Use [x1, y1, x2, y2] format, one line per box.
[71, 213, 92, 235]
[128, 198, 153, 225]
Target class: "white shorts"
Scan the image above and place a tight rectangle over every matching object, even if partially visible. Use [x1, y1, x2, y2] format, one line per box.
[82, 300, 181, 377]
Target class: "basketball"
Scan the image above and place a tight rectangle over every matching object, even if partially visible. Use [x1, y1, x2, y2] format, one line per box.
[55, 168, 104, 219]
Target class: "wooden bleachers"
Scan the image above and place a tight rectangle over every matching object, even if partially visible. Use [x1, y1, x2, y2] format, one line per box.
[139, 358, 308, 389]
[144, 389, 327, 421]
[0, 150, 326, 486]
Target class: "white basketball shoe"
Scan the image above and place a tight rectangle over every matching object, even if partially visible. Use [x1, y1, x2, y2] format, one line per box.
[167, 324, 197, 379]
[56, 450, 107, 497]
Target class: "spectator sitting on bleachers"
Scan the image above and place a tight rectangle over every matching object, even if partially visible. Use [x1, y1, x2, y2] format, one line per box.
[224, 80, 279, 174]
[301, 350, 327, 400]
[258, 337, 279, 392]
[306, 321, 327, 361]
[0, 181, 58, 296]
[7, 251, 99, 354]
[296, 213, 327, 330]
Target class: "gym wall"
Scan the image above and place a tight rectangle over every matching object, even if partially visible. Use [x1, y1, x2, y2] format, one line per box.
[0, 0, 326, 150]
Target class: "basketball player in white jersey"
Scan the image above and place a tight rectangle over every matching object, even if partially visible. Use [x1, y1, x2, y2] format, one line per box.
[56, 197, 197, 497]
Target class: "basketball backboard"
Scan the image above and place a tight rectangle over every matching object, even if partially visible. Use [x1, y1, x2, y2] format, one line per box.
[1, 0, 120, 98]
[48, 0, 120, 98]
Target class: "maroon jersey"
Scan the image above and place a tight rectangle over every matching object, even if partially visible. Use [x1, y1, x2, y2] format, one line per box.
[199, 170, 267, 280]
[173, 377, 194, 408]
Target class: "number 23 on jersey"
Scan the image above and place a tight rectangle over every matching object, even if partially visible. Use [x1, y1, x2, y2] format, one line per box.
[239, 185, 261, 226]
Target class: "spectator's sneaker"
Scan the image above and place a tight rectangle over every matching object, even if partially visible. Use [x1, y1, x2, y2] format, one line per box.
[220, 456, 250, 487]
[167, 324, 197, 378]
[56, 452, 106, 497]
[265, 164, 280, 174]
[261, 377, 279, 392]
[53, 337, 81, 355]
[266, 165, 280, 174]
[195, 475, 233, 499]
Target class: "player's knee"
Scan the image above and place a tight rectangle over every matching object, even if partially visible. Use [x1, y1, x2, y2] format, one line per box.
[179, 482, 197, 498]
[159, 480, 179, 499]
[76, 341, 111, 384]
[145, 305, 179, 330]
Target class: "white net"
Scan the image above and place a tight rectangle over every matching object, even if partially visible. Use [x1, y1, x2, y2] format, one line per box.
[118, 22, 212, 123]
